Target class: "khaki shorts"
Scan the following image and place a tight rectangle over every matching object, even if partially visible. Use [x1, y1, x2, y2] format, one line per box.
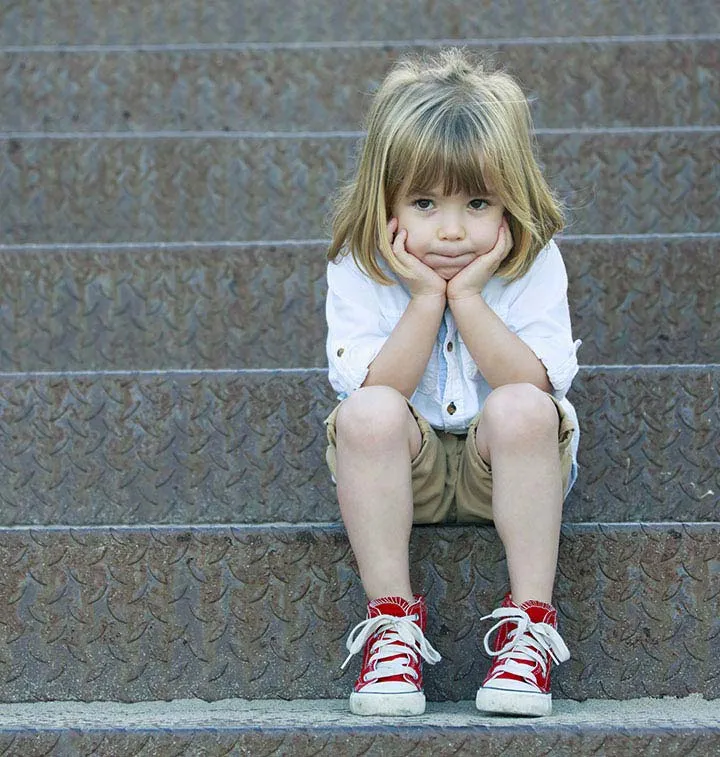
[324, 396, 576, 524]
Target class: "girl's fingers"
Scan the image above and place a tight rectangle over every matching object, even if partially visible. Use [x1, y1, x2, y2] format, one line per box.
[492, 221, 513, 261]
[503, 219, 514, 252]
[387, 217, 398, 241]
[392, 228, 408, 255]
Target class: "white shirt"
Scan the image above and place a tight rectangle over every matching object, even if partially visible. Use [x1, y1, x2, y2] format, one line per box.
[326, 240, 581, 487]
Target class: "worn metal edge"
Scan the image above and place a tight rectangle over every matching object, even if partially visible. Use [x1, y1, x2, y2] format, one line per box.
[0, 233, 719, 253]
[0, 522, 716, 534]
[3, 126, 720, 139]
[5, 33, 720, 54]
[0, 696, 717, 730]
[0, 365, 717, 380]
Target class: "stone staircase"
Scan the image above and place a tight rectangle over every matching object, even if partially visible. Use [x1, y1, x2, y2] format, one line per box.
[1, 1, 718, 754]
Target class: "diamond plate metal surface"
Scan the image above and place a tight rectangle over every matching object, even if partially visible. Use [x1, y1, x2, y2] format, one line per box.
[0, 709, 718, 757]
[2, 133, 718, 244]
[0, 238, 717, 373]
[2, 0, 719, 734]
[566, 238, 720, 365]
[0, 371, 337, 525]
[0, 368, 716, 526]
[0, 244, 328, 371]
[4, 0, 720, 45]
[4, 41, 718, 132]
[0, 523, 715, 703]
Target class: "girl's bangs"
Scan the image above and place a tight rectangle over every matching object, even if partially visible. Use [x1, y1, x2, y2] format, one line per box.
[394, 110, 497, 198]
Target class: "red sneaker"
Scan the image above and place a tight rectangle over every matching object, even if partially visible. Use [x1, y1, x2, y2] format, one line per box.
[341, 595, 441, 716]
[475, 593, 570, 717]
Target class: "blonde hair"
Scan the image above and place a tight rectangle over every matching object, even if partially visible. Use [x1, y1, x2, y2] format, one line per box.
[328, 48, 564, 283]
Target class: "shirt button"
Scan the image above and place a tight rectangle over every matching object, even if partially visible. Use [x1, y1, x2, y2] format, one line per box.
[337, 348, 345, 357]
[446, 342, 454, 352]
[446, 402, 456, 415]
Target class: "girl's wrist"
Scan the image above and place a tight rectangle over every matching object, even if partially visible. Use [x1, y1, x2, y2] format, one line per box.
[447, 292, 488, 310]
[410, 290, 447, 306]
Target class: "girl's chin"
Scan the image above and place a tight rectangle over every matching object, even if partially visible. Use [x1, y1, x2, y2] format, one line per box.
[435, 267, 466, 281]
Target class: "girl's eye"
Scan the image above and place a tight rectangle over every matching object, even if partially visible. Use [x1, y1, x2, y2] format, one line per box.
[414, 199, 433, 210]
[469, 199, 488, 210]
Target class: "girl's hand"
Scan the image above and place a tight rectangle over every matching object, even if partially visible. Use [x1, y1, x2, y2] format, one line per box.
[388, 218, 447, 300]
[446, 218, 513, 302]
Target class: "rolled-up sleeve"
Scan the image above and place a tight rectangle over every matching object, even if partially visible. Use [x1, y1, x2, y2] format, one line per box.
[506, 242, 581, 400]
[326, 256, 390, 397]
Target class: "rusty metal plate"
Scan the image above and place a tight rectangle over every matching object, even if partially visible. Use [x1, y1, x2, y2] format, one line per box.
[0, 239, 717, 372]
[4, 41, 718, 132]
[0, 523, 715, 703]
[2, 133, 718, 244]
[3, 0, 720, 45]
[0, 368, 717, 526]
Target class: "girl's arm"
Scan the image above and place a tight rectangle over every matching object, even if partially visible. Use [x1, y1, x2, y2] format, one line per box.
[447, 227, 577, 396]
[449, 296, 553, 392]
[362, 295, 446, 398]
[327, 225, 447, 400]
[328, 223, 446, 399]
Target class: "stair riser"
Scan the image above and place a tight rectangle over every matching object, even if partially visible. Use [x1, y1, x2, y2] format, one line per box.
[3, 134, 718, 244]
[0, 239, 717, 372]
[5, 41, 718, 132]
[0, 369, 716, 526]
[0, 524, 715, 703]
[4, 1, 720, 45]
[1, 726, 718, 757]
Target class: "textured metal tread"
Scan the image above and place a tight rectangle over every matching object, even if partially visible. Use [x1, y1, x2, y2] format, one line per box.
[4, 40, 718, 132]
[2, 133, 718, 244]
[0, 367, 716, 525]
[0, 697, 717, 756]
[0, 238, 716, 372]
[0, 522, 715, 703]
[4, 1, 720, 45]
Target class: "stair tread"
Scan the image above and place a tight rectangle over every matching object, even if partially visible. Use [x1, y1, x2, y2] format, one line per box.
[0, 695, 718, 730]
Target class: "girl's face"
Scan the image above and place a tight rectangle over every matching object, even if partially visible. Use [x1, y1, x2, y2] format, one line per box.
[391, 186, 506, 280]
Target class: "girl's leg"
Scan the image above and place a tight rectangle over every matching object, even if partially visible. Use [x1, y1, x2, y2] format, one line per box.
[473, 384, 570, 717]
[334, 385, 423, 603]
[474, 383, 563, 605]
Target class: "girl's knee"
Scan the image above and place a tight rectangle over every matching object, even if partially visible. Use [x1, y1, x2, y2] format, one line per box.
[479, 383, 558, 445]
[336, 386, 410, 447]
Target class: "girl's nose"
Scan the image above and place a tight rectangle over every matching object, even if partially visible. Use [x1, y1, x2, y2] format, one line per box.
[438, 218, 465, 241]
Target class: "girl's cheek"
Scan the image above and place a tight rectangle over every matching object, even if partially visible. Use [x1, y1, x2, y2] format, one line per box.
[402, 237, 422, 258]
[478, 227, 501, 255]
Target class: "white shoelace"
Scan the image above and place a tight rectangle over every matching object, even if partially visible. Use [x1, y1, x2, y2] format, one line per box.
[341, 613, 442, 682]
[482, 607, 570, 684]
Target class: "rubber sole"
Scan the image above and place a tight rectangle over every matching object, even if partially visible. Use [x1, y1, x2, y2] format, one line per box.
[349, 691, 426, 716]
[476, 686, 552, 717]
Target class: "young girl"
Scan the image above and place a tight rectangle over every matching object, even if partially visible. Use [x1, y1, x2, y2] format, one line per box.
[325, 48, 580, 718]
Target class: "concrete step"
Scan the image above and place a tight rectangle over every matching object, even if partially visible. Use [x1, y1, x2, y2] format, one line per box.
[0, 237, 716, 372]
[0, 367, 716, 526]
[0, 522, 715, 703]
[2, 131, 719, 244]
[4, 1, 720, 45]
[5, 39, 718, 132]
[0, 697, 717, 756]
